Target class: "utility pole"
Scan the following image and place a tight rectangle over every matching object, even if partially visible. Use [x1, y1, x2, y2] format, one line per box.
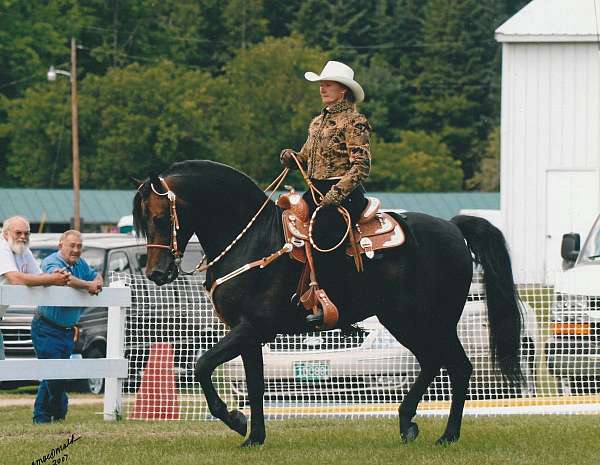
[70, 38, 80, 231]
[47, 38, 81, 231]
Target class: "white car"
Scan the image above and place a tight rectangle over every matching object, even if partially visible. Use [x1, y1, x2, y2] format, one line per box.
[225, 275, 539, 404]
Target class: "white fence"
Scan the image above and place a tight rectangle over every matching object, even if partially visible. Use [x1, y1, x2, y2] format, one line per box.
[2, 272, 600, 422]
[116, 272, 600, 420]
[0, 284, 130, 420]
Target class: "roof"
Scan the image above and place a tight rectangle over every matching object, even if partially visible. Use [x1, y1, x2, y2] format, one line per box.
[0, 188, 135, 224]
[372, 192, 499, 220]
[495, 0, 600, 42]
[0, 188, 499, 225]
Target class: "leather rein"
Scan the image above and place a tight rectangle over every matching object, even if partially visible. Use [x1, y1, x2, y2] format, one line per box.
[143, 156, 354, 296]
[143, 172, 292, 294]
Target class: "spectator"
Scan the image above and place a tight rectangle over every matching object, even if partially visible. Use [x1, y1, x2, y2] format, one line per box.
[32, 230, 103, 424]
[0, 216, 69, 360]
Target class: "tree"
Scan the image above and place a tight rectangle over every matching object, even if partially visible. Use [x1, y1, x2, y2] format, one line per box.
[466, 125, 500, 191]
[412, 0, 506, 182]
[206, 35, 328, 185]
[367, 131, 462, 192]
[293, 0, 378, 63]
[1, 61, 216, 188]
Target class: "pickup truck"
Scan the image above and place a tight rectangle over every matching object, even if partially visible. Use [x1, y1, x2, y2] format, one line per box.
[546, 214, 600, 395]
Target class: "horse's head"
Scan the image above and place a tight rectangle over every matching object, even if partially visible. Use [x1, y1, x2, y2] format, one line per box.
[133, 173, 193, 285]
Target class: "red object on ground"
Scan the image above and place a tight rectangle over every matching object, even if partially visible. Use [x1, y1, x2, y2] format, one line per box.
[130, 342, 180, 420]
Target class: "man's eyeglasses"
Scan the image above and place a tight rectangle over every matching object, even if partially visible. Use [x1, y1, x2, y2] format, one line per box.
[13, 231, 31, 238]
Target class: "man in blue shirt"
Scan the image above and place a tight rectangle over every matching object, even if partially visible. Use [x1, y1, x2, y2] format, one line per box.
[32, 230, 103, 424]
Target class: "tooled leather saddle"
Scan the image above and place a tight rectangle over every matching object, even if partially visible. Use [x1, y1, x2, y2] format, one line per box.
[278, 188, 406, 330]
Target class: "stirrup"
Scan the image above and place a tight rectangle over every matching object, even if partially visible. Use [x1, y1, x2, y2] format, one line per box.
[305, 309, 323, 326]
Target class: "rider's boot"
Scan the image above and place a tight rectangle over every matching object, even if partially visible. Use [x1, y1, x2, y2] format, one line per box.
[305, 308, 323, 326]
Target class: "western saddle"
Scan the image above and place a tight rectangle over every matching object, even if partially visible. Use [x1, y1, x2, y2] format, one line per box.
[278, 188, 405, 330]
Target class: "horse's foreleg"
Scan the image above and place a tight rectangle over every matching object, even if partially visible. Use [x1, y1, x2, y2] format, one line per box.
[195, 320, 260, 437]
[240, 344, 266, 447]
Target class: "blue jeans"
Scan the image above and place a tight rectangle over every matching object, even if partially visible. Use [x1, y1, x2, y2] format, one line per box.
[31, 317, 74, 423]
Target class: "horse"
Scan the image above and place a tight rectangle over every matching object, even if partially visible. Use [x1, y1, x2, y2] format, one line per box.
[133, 159, 523, 447]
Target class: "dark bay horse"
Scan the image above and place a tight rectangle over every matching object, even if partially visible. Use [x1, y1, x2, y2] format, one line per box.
[133, 159, 523, 447]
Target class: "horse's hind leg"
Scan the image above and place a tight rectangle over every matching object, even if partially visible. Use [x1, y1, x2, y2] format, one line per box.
[378, 317, 441, 443]
[398, 354, 442, 443]
[436, 334, 472, 445]
[195, 320, 261, 439]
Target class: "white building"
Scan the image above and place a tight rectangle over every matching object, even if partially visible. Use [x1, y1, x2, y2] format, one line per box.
[495, 0, 600, 282]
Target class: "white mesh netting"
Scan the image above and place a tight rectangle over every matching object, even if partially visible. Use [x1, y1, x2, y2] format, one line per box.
[111, 270, 600, 420]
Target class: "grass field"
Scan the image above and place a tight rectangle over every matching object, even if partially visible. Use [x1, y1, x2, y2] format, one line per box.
[1, 399, 599, 465]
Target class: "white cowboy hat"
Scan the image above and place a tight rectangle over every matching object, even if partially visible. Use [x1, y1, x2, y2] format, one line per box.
[304, 61, 365, 103]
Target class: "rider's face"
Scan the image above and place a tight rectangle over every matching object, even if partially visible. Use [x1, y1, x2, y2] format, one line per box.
[319, 80, 347, 106]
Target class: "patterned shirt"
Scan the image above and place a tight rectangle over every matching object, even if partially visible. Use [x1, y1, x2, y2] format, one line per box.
[295, 100, 371, 204]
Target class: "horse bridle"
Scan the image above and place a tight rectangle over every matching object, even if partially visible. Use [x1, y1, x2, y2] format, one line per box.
[143, 170, 292, 279]
[145, 176, 185, 261]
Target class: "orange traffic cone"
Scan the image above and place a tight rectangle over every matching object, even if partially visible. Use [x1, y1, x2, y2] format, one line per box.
[130, 342, 180, 420]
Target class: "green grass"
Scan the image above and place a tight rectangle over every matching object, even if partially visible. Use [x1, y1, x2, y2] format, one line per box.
[2, 402, 600, 465]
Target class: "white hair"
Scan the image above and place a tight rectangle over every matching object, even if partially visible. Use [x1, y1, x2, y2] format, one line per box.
[1, 216, 30, 235]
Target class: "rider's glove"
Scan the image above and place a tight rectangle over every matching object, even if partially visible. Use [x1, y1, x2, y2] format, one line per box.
[320, 189, 344, 208]
[279, 149, 297, 169]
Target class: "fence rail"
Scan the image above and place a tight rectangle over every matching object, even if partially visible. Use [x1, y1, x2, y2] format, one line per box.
[0, 283, 130, 420]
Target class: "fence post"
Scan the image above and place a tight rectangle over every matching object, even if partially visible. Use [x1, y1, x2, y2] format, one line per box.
[103, 280, 127, 420]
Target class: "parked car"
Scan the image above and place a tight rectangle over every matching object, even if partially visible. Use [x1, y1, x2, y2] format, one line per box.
[0, 233, 211, 393]
[225, 270, 539, 404]
[546, 213, 600, 395]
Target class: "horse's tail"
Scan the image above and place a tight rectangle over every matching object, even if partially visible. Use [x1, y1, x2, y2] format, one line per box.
[451, 215, 524, 385]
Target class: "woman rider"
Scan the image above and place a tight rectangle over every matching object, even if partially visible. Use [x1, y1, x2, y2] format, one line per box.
[279, 60, 372, 325]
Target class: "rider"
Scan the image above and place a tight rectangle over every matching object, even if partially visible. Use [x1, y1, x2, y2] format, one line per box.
[279, 60, 372, 325]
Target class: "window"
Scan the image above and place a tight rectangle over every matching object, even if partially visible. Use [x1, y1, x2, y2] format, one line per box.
[108, 251, 131, 274]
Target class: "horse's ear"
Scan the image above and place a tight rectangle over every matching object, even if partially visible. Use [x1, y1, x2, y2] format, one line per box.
[148, 172, 161, 184]
[130, 176, 143, 188]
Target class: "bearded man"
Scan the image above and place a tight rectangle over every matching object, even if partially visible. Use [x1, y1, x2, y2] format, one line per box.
[0, 216, 69, 359]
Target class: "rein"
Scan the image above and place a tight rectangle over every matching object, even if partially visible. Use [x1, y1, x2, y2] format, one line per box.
[143, 155, 353, 300]
[145, 169, 291, 279]
[289, 153, 352, 253]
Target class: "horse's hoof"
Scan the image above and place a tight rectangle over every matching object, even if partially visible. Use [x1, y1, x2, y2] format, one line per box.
[401, 422, 419, 443]
[226, 410, 247, 437]
[435, 433, 459, 446]
[240, 437, 264, 448]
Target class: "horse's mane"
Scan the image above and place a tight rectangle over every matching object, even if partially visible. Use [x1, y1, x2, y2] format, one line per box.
[132, 160, 269, 240]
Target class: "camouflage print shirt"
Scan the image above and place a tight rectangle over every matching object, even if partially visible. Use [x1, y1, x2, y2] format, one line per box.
[295, 100, 371, 205]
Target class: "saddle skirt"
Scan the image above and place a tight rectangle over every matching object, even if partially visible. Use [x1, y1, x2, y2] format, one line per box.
[278, 190, 405, 264]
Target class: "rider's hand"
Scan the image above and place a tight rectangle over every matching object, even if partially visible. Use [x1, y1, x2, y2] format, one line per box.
[320, 190, 342, 208]
[279, 149, 296, 169]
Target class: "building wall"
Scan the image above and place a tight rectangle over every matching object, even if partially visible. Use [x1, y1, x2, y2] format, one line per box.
[501, 42, 600, 282]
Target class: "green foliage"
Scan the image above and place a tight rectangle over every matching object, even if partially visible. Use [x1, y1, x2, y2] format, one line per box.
[412, 0, 506, 181]
[0, 0, 529, 190]
[467, 125, 500, 191]
[2, 62, 215, 188]
[207, 35, 328, 184]
[367, 131, 462, 192]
